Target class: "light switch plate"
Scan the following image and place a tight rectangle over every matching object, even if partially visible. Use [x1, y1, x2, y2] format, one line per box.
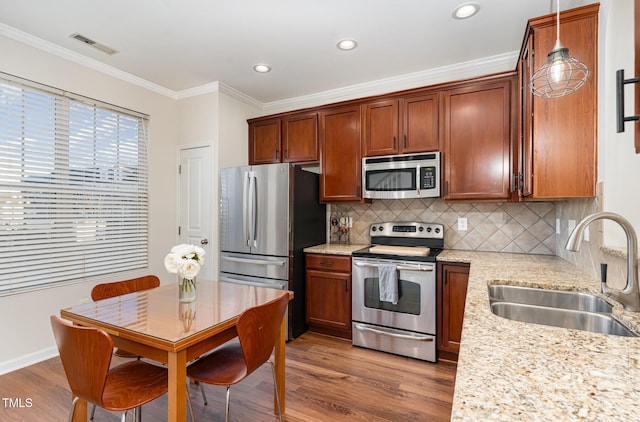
[458, 217, 468, 231]
[556, 218, 561, 234]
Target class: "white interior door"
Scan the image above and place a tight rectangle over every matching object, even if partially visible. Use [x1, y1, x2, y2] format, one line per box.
[179, 146, 213, 280]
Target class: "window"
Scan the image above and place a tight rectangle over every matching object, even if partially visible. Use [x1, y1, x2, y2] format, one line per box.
[0, 74, 149, 295]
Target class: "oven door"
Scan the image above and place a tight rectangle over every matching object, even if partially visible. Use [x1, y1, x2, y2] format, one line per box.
[352, 258, 436, 335]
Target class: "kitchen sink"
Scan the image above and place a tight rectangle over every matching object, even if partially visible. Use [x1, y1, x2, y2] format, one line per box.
[490, 302, 637, 337]
[488, 285, 613, 313]
[488, 285, 638, 337]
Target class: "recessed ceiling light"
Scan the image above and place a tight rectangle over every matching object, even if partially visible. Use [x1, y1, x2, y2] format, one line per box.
[253, 64, 271, 73]
[337, 39, 358, 51]
[452, 2, 480, 19]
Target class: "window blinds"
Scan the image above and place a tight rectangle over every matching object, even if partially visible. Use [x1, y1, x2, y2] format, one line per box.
[0, 75, 149, 295]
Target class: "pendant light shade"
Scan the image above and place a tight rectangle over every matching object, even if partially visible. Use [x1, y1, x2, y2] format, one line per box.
[530, 0, 589, 98]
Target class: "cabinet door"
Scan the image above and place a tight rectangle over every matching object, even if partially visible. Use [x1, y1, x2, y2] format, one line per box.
[438, 263, 470, 357]
[528, 6, 597, 198]
[442, 78, 513, 201]
[362, 99, 399, 157]
[401, 94, 439, 153]
[319, 105, 363, 202]
[282, 112, 318, 163]
[305, 269, 352, 338]
[249, 118, 281, 164]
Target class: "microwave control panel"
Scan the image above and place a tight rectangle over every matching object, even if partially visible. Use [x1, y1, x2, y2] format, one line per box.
[420, 166, 437, 190]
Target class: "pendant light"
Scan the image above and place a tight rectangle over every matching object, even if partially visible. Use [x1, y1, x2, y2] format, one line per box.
[530, 0, 589, 98]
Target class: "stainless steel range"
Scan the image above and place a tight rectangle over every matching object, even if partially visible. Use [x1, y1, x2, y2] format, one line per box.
[351, 221, 444, 362]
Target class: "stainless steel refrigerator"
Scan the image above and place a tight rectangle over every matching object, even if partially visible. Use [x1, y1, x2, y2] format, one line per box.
[219, 163, 326, 339]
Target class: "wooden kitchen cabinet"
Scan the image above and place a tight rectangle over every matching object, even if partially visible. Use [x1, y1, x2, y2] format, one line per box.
[248, 112, 318, 165]
[249, 118, 281, 164]
[362, 94, 439, 157]
[319, 105, 363, 202]
[305, 253, 352, 339]
[516, 4, 598, 199]
[442, 75, 514, 201]
[437, 262, 470, 362]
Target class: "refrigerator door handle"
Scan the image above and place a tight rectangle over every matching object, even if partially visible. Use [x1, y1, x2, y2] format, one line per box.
[242, 171, 251, 247]
[250, 171, 258, 247]
[221, 255, 287, 266]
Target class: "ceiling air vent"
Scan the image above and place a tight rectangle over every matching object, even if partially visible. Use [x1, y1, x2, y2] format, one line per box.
[69, 33, 118, 55]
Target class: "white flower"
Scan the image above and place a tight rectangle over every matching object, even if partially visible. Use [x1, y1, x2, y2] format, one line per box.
[164, 253, 180, 273]
[178, 259, 201, 279]
[165, 243, 205, 278]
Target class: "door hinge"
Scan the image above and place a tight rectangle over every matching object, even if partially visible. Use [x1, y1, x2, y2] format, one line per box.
[513, 173, 523, 192]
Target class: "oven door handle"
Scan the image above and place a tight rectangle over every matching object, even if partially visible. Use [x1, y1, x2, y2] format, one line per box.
[353, 262, 434, 271]
[353, 322, 434, 342]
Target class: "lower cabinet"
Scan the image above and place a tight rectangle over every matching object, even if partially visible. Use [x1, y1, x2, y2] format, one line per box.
[305, 253, 352, 339]
[437, 262, 470, 362]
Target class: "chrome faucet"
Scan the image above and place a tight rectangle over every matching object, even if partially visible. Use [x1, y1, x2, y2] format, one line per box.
[566, 212, 640, 311]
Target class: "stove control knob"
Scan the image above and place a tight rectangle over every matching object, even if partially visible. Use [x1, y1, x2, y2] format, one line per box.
[418, 226, 424, 232]
[435, 227, 441, 234]
[371, 226, 377, 232]
[378, 226, 384, 232]
[426, 227, 432, 233]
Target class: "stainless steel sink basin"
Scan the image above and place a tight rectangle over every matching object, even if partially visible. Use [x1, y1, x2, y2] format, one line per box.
[490, 302, 637, 337]
[489, 285, 613, 313]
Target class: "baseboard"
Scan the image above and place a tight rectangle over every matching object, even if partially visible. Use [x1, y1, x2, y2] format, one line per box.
[0, 346, 58, 376]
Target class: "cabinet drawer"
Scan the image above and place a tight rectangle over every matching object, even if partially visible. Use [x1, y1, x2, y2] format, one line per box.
[306, 253, 351, 272]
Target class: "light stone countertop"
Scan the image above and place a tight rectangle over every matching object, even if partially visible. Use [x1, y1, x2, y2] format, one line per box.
[439, 250, 640, 421]
[303, 243, 368, 255]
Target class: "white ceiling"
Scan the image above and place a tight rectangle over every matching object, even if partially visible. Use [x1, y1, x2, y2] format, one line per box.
[0, 0, 593, 104]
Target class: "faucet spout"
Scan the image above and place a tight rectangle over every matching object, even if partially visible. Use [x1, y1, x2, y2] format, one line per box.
[566, 212, 640, 311]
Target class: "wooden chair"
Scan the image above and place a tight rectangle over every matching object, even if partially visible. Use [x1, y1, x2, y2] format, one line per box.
[90, 275, 160, 359]
[50, 315, 168, 422]
[91, 275, 160, 302]
[187, 292, 289, 422]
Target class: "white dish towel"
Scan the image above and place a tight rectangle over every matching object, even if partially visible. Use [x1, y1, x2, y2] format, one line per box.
[378, 263, 398, 305]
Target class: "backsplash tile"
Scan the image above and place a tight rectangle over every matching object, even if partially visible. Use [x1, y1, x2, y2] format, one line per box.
[331, 199, 556, 255]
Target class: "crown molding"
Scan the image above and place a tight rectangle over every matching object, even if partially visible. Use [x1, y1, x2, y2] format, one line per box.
[261, 51, 519, 114]
[0, 23, 177, 99]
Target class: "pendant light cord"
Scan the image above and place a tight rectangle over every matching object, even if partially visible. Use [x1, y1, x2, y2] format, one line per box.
[556, 0, 560, 45]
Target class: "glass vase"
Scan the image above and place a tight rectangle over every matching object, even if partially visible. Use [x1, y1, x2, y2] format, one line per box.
[178, 276, 197, 302]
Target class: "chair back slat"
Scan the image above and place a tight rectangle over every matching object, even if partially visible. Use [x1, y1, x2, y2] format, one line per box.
[91, 275, 160, 301]
[50, 315, 113, 407]
[236, 293, 289, 374]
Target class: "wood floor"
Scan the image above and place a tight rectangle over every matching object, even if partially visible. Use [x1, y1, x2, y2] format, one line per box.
[0, 332, 457, 422]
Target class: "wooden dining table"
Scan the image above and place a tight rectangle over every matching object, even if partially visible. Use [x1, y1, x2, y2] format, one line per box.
[60, 280, 292, 422]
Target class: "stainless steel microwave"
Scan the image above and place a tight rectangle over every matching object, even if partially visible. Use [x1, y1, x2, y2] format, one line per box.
[362, 152, 440, 199]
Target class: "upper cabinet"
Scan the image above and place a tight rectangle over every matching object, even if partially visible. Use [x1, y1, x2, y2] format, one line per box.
[442, 75, 514, 201]
[516, 4, 599, 199]
[249, 118, 281, 164]
[319, 105, 363, 203]
[248, 112, 318, 165]
[362, 94, 439, 157]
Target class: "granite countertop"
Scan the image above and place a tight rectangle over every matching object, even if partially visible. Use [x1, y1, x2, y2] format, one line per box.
[304, 243, 368, 255]
[439, 250, 640, 421]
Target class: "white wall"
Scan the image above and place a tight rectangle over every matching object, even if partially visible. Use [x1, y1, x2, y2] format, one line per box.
[601, 0, 640, 248]
[0, 35, 179, 373]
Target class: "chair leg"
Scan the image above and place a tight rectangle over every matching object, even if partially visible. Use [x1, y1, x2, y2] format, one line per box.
[186, 386, 196, 422]
[121, 410, 127, 422]
[268, 360, 284, 422]
[90, 403, 96, 420]
[225, 386, 231, 422]
[198, 381, 208, 405]
[68, 397, 79, 422]
[134, 406, 142, 422]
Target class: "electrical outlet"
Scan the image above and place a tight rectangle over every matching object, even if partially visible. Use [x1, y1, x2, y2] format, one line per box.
[458, 217, 468, 231]
[584, 226, 590, 242]
[568, 219, 576, 234]
[556, 218, 561, 234]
